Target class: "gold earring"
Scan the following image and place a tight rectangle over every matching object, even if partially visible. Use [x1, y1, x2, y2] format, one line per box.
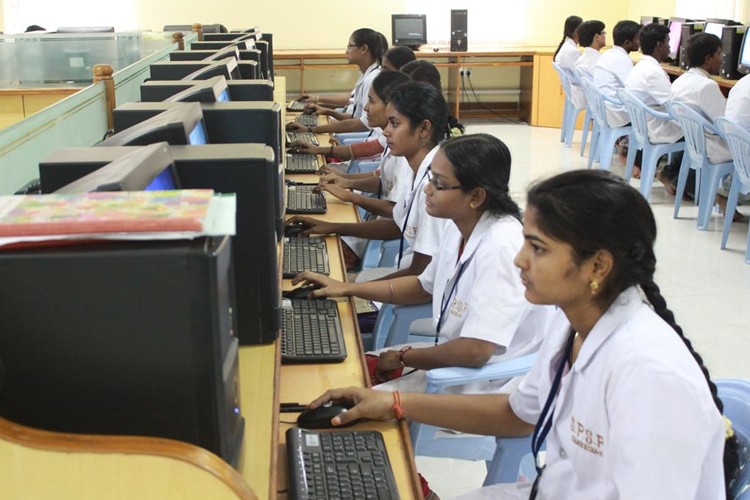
[590, 279, 599, 295]
[469, 203, 477, 209]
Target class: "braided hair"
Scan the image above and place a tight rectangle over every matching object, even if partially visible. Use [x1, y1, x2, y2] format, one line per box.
[554, 16, 583, 59]
[527, 169, 739, 497]
[387, 81, 450, 146]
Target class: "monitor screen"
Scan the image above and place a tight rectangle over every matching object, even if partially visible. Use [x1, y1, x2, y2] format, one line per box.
[217, 88, 231, 102]
[56, 143, 181, 193]
[668, 20, 683, 57]
[182, 59, 238, 81]
[166, 76, 229, 104]
[204, 45, 240, 62]
[99, 102, 205, 147]
[392, 14, 427, 47]
[188, 121, 208, 145]
[704, 22, 725, 38]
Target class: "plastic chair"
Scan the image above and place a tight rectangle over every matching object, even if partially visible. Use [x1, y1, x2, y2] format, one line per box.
[368, 302, 433, 351]
[715, 119, 750, 264]
[360, 239, 401, 270]
[410, 353, 538, 468]
[617, 89, 686, 200]
[551, 62, 592, 150]
[716, 379, 750, 499]
[579, 78, 637, 173]
[666, 102, 734, 230]
[333, 132, 371, 145]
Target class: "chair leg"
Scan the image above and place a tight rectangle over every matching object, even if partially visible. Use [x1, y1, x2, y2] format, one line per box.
[580, 113, 591, 156]
[698, 167, 731, 230]
[599, 131, 619, 171]
[721, 177, 741, 249]
[673, 156, 692, 219]
[624, 138, 638, 179]
[588, 128, 600, 169]
[560, 101, 570, 143]
[638, 149, 658, 200]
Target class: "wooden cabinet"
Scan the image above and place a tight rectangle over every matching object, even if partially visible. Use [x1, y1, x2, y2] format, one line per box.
[530, 53, 565, 128]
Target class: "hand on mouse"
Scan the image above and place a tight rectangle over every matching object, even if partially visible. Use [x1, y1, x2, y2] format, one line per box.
[308, 387, 395, 426]
[304, 103, 329, 116]
[291, 271, 350, 298]
[286, 122, 305, 132]
[286, 215, 337, 237]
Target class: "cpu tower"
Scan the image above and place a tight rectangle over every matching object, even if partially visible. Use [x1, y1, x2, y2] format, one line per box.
[721, 25, 745, 80]
[679, 23, 701, 70]
[451, 9, 468, 52]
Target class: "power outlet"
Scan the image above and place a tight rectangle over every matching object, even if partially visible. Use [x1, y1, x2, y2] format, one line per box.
[459, 67, 465, 77]
[466, 68, 472, 77]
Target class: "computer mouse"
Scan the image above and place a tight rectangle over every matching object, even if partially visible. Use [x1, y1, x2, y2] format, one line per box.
[282, 285, 320, 300]
[297, 401, 357, 429]
[284, 224, 305, 237]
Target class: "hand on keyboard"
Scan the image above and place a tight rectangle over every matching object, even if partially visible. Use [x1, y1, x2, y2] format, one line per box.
[286, 215, 337, 238]
[318, 170, 350, 187]
[307, 387, 395, 426]
[287, 141, 319, 155]
[286, 121, 305, 132]
[291, 271, 350, 299]
[315, 182, 353, 203]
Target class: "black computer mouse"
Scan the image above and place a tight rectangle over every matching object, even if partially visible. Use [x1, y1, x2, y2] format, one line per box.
[297, 401, 357, 429]
[284, 224, 305, 237]
[282, 285, 320, 300]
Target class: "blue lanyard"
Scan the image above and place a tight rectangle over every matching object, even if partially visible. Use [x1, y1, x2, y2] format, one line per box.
[397, 168, 429, 268]
[529, 328, 576, 500]
[434, 260, 468, 345]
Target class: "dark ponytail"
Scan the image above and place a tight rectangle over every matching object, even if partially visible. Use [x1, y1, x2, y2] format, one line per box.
[388, 81, 449, 146]
[554, 15, 583, 59]
[527, 170, 739, 497]
[351, 28, 386, 65]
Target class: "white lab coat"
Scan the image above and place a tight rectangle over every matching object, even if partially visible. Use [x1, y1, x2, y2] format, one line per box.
[460, 287, 724, 500]
[373, 212, 551, 394]
[671, 67, 731, 163]
[554, 37, 580, 73]
[725, 73, 750, 129]
[345, 62, 380, 119]
[593, 46, 633, 127]
[572, 48, 600, 108]
[625, 55, 683, 143]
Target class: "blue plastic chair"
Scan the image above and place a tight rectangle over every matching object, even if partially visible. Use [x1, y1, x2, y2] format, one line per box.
[551, 62, 592, 151]
[333, 131, 371, 145]
[410, 353, 538, 468]
[575, 69, 600, 158]
[369, 302, 433, 351]
[717, 379, 750, 499]
[666, 102, 734, 230]
[715, 119, 750, 264]
[617, 89, 686, 200]
[579, 78, 637, 173]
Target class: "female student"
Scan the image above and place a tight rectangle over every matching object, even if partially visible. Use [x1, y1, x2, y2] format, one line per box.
[288, 81, 449, 280]
[294, 134, 549, 392]
[553, 15, 583, 72]
[381, 45, 416, 72]
[307, 170, 739, 499]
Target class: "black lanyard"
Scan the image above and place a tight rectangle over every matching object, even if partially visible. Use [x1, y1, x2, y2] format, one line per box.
[529, 328, 576, 500]
[397, 168, 429, 268]
[434, 259, 468, 345]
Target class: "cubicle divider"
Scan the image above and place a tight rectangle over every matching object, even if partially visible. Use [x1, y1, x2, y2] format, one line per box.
[0, 32, 198, 195]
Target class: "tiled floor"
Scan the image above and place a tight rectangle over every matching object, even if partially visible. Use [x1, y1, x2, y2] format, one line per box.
[416, 121, 750, 498]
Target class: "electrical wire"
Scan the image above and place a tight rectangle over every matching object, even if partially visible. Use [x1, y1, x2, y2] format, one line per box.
[463, 72, 521, 124]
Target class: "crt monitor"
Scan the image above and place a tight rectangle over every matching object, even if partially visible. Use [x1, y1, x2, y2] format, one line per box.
[97, 102, 208, 147]
[182, 58, 241, 81]
[668, 18, 690, 60]
[392, 14, 427, 48]
[704, 19, 738, 38]
[165, 76, 231, 103]
[56, 142, 181, 193]
[739, 30, 750, 75]
[204, 44, 240, 62]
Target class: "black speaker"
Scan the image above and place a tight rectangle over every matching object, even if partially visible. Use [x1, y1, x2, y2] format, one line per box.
[720, 25, 745, 79]
[451, 9, 468, 52]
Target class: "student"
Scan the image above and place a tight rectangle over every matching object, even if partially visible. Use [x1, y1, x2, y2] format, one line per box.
[308, 169, 739, 500]
[593, 20, 641, 128]
[553, 15, 583, 73]
[573, 20, 606, 78]
[294, 135, 549, 393]
[400, 60, 465, 137]
[719, 73, 750, 216]
[382, 45, 416, 72]
[288, 81, 449, 280]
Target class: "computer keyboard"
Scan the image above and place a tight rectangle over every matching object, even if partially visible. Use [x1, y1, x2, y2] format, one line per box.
[283, 236, 330, 278]
[286, 153, 319, 174]
[281, 299, 346, 364]
[286, 428, 400, 499]
[287, 131, 320, 146]
[288, 100, 307, 111]
[286, 185, 327, 214]
[295, 114, 318, 127]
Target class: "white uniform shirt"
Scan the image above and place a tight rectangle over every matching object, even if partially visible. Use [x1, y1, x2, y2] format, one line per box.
[378, 149, 412, 204]
[725, 73, 750, 129]
[345, 62, 380, 119]
[554, 37, 580, 73]
[508, 287, 725, 499]
[593, 46, 633, 127]
[574, 47, 601, 78]
[671, 67, 731, 162]
[625, 55, 683, 143]
[391, 146, 446, 268]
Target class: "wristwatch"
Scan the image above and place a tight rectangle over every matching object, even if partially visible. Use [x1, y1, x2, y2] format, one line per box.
[398, 346, 413, 367]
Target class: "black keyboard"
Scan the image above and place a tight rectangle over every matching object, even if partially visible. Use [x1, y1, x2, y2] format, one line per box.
[288, 100, 306, 111]
[283, 236, 329, 278]
[286, 428, 400, 499]
[286, 185, 326, 214]
[286, 153, 319, 174]
[281, 299, 347, 363]
[296, 114, 318, 127]
[287, 131, 320, 146]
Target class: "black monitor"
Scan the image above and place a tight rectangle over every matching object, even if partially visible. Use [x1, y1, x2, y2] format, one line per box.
[39, 144, 281, 346]
[183, 58, 241, 81]
[190, 40, 250, 51]
[392, 14, 427, 49]
[57, 143, 180, 193]
[140, 78, 273, 102]
[165, 76, 231, 103]
[260, 33, 274, 82]
[204, 32, 256, 42]
[253, 40, 270, 80]
[56, 26, 114, 33]
[739, 29, 750, 75]
[204, 45, 241, 62]
[98, 102, 208, 147]
[704, 18, 738, 38]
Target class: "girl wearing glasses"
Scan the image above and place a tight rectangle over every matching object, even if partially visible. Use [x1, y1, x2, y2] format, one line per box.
[293, 133, 550, 392]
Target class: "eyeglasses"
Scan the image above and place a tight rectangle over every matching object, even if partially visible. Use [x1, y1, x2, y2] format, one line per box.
[346, 43, 359, 49]
[598, 31, 607, 36]
[426, 167, 463, 191]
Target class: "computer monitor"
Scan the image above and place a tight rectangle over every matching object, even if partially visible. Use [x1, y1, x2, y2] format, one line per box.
[140, 79, 272, 102]
[182, 58, 241, 81]
[204, 45, 241, 62]
[56, 143, 181, 193]
[392, 14, 427, 49]
[668, 18, 687, 60]
[204, 32, 257, 42]
[97, 102, 207, 147]
[739, 30, 750, 75]
[190, 40, 250, 51]
[259, 33, 274, 82]
[165, 76, 231, 104]
[704, 19, 737, 38]
[254, 40, 270, 80]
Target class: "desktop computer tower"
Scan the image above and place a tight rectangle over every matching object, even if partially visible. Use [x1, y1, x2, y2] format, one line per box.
[679, 23, 702, 70]
[721, 25, 745, 79]
[0, 236, 244, 465]
[39, 144, 281, 346]
[450, 9, 468, 52]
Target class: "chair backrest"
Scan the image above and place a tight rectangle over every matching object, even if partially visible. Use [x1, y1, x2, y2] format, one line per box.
[716, 379, 750, 499]
[715, 118, 750, 189]
[579, 77, 607, 127]
[617, 89, 651, 149]
[666, 101, 711, 165]
[551, 62, 573, 98]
